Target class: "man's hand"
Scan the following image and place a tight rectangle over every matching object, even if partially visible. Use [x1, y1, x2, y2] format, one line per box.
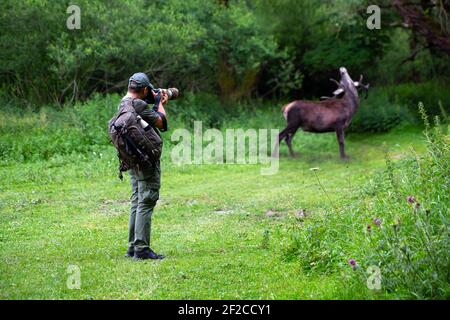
[151, 90, 168, 105]
[160, 91, 169, 105]
[151, 90, 167, 130]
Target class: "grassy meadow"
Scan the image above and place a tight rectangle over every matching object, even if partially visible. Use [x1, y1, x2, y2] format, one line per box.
[2, 104, 441, 299]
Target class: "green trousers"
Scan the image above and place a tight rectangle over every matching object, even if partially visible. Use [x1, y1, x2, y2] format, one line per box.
[128, 162, 161, 252]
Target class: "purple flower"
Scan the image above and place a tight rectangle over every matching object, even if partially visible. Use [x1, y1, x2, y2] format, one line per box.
[407, 195, 422, 209]
[373, 218, 381, 226]
[348, 259, 358, 270]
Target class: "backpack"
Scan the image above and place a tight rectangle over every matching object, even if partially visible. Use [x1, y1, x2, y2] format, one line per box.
[108, 97, 163, 180]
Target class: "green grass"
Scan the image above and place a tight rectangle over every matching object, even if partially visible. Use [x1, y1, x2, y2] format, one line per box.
[0, 126, 428, 299]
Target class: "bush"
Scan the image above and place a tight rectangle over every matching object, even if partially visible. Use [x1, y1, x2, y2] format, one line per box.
[350, 89, 410, 133]
[382, 81, 450, 119]
[0, 94, 119, 162]
[1, 0, 279, 104]
[284, 205, 367, 275]
[168, 92, 228, 128]
[361, 104, 449, 298]
[349, 81, 450, 133]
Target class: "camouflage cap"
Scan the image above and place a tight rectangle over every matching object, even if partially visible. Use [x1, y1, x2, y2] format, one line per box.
[128, 72, 154, 90]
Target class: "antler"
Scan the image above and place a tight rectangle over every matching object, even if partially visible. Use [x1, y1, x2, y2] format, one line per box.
[354, 74, 370, 99]
[320, 78, 345, 100]
[329, 78, 341, 88]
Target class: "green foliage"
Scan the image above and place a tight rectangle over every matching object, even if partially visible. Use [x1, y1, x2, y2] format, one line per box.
[349, 80, 450, 133]
[382, 81, 450, 119]
[284, 206, 364, 274]
[361, 105, 449, 299]
[255, 0, 391, 97]
[350, 89, 411, 133]
[1, 0, 448, 104]
[168, 92, 229, 128]
[0, 94, 119, 162]
[0, 0, 279, 103]
[372, 29, 450, 85]
[301, 1, 389, 76]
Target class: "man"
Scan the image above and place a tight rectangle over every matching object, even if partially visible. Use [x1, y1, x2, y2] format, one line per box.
[122, 72, 168, 260]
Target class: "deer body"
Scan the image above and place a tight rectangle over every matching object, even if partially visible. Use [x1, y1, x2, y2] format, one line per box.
[276, 67, 368, 159]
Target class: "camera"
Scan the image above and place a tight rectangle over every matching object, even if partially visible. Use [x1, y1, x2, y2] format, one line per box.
[156, 88, 180, 100]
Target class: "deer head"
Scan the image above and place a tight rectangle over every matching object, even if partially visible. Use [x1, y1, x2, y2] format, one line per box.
[321, 67, 370, 100]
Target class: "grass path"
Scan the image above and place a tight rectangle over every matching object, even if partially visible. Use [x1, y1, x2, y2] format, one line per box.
[0, 127, 426, 299]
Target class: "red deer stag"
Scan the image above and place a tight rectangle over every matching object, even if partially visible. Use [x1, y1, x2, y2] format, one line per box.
[274, 67, 369, 159]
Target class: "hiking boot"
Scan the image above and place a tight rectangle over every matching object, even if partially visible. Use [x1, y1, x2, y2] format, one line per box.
[133, 248, 165, 260]
[125, 248, 134, 258]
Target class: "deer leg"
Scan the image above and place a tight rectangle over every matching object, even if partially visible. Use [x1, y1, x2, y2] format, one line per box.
[273, 127, 291, 157]
[336, 128, 348, 160]
[272, 127, 288, 157]
[274, 124, 300, 157]
[285, 128, 299, 157]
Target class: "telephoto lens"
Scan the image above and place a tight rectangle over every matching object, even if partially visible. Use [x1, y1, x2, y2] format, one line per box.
[160, 88, 180, 100]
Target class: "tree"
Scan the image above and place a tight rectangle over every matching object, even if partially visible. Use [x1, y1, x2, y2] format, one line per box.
[393, 0, 450, 55]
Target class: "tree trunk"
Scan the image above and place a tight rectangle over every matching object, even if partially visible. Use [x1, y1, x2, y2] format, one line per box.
[393, 0, 450, 55]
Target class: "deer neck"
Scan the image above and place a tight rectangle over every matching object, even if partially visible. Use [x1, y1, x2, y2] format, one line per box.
[343, 89, 359, 115]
